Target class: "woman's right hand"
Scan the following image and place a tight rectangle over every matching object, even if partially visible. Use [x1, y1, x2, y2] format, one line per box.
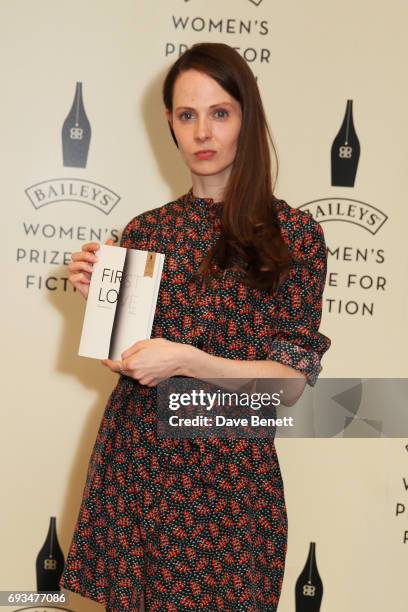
[68, 239, 114, 299]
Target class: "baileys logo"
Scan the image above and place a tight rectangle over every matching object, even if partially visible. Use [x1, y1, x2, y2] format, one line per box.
[299, 99, 387, 234]
[25, 81, 121, 215]
[299, 198, 387, 235]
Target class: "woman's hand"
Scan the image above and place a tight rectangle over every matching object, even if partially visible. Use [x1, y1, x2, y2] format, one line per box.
[101, 338, 193, 387]
[68, 239, 114, 299]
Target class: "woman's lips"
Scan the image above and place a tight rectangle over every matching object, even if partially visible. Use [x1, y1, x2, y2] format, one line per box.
[194, 150, 216, 160]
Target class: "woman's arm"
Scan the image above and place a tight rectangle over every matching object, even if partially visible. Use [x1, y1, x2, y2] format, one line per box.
[177, 345, 307, 406]
[107, 338, 305, 406]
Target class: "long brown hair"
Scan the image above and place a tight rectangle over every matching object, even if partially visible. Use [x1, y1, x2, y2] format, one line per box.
[162, 42, 292, 292]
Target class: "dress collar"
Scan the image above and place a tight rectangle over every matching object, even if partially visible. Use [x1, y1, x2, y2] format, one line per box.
[183, 187, 224, 208]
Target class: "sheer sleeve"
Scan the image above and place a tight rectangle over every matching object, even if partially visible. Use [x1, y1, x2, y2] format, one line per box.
[266, 211, 331, 387]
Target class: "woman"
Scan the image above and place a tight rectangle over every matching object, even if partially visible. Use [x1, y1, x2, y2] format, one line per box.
[60, 42, 331, 611]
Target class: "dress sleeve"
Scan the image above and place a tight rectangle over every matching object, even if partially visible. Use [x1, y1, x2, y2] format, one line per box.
[119, 215, 145, 249]
[120, 207, 160, 249]
[266, 213, 331, 387]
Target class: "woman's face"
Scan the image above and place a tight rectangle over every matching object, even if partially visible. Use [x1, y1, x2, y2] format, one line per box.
[165, 69, 242, 182]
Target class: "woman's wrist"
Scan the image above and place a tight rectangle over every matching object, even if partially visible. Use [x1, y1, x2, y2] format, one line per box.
[176, 344, 210, 378]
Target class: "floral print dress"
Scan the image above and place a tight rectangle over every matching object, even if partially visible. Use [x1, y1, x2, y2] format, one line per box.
[59, 188, 331, 611]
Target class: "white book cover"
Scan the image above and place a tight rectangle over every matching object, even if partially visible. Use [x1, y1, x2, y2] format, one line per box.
[78, 245, 165, 360]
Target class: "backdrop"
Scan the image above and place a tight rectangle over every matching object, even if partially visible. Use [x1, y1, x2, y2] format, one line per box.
[1, 0, 407, 610]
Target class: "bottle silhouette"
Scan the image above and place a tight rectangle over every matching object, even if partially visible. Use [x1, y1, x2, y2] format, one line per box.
[331, 99, 360, 187]
[295, 541, 323, 611]
[62, 81, 91, 168]
[36, 516, 65, 591]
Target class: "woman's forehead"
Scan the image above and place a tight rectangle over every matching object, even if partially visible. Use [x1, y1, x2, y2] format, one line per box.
[172, 70, 239, 108]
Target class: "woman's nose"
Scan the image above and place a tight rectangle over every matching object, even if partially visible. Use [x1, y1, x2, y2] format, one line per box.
[194, 116, 211, 141]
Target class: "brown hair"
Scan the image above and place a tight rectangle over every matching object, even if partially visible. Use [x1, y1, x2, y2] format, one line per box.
[162, 42, 292, 292]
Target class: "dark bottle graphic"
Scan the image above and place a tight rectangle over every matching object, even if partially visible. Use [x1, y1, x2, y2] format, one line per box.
[331, 99, 360, 187]
[62, 81, 91, 168]
[36, 516, 65, 591]
[295, 542, 323, 611]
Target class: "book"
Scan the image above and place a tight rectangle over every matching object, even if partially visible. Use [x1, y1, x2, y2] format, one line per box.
[78, 245, 165, 360]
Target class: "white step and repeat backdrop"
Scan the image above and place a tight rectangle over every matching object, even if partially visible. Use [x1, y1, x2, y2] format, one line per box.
[1, 1, 407, 610]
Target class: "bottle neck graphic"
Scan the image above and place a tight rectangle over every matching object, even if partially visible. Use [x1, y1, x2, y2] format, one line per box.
[47, 516, 56, 557]
[344, 99, 354, 144]
[73, 82, 84, 126]
[307, 541, 316, 583]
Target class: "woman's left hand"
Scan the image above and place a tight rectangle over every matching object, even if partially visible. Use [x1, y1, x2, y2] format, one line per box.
[101, 338, 191, 387]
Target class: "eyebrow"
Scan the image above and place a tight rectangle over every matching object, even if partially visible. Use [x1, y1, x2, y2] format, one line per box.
[175, 102, 235, 111]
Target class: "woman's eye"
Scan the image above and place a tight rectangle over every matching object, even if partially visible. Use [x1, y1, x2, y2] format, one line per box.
[179, 111, 194, 121]
[214, 109, 229, 119]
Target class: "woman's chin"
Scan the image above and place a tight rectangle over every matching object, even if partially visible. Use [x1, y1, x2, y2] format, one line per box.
[189, 162, 231, 178]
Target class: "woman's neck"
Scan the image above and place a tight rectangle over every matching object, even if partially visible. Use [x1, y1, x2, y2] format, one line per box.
[191, 170, 230, 202]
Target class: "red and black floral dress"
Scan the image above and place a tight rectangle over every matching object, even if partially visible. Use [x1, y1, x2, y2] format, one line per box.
[60, 188, 331, 611]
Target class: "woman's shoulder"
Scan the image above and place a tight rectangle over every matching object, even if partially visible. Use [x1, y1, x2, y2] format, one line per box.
[273, 196, 326, 260]
[121, 194, 185, 241]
